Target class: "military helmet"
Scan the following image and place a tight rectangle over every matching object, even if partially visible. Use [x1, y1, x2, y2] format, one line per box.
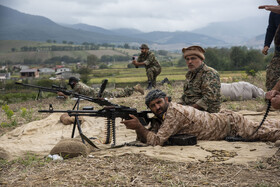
[140, 44, 149, 49]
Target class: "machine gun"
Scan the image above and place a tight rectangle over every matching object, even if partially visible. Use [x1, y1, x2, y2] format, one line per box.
[15, 79, 115, 107]
[39, 104, 152, 148]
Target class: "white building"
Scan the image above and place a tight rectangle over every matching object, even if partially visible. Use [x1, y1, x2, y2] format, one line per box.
[39, 68, 55, 74]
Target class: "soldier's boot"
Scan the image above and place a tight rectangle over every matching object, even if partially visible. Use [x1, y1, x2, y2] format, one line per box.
[147, 82, 153, 90]
[133, 84, 144, 95]
[160, 77, 170, 85]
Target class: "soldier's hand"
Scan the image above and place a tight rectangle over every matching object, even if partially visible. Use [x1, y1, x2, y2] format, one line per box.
[120, 114, 142, 130]
[265, 90, 280, 100]
[132, 60, 137, 66]
[271, 95, 280, 109]
[262, 46, 269, 55]
[57, 92, 68, 98]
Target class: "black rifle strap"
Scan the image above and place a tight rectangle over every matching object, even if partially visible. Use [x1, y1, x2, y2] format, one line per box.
[251, 100, 271, 137]
[80, 133, 99, 149]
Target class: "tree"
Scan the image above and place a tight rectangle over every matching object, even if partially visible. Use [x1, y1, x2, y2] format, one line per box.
[87, 55, 98, 67]
[177, 56, 186, 67]
[205, 48, 220, 70]
[245, 50, 263, 67]
[230, 46, 247, 70]
[124, 43, 130, 49]
[157, 50, 168, 56]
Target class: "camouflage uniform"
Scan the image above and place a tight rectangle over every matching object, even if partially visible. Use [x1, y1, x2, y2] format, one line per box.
[266, 25, 280, 91]
[145, 102, 280, 146]
[181, 62, 221, 113]
[73, 82, 133, 98]
[137, 51, 161, 88]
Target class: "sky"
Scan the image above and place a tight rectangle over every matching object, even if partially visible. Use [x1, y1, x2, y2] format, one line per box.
[0, 0, 277, 32]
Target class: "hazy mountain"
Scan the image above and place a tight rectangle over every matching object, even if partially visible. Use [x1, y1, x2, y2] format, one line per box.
[0, 5, 147, 44]
[192, 16, 268, 45]
[245, 34, 265, 48]
[62, 23, 115, 35]
[111, 28, 144, 36]
[129, 31, 226, 46]
[0, 4, 267, 49]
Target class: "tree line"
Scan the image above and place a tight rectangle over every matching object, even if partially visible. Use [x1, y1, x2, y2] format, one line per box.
[177, 46, 274, 73]
[11, 42, 139, 52]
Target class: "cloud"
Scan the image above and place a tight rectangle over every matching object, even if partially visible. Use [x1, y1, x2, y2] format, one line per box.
[0, 0, 277, 32]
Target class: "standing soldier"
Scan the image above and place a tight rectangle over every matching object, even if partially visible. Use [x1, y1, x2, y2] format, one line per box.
[132, 44, 161, 90]
[180, 46, 221, 113]
[259, 1, 280, 91]
[259, 0, 280, 56]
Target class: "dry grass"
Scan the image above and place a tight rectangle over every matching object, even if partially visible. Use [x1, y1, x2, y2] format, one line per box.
[1, 152, 279, 186]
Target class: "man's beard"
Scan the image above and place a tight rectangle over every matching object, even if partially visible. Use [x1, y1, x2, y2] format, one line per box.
[155, 103, 168, 119]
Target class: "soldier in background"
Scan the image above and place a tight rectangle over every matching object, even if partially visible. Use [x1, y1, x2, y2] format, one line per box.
[132, 44, 161, 90]
[259, 0, 280, 56]
[259, 1, 280, 91]
[180, 46, 221, 113]
[121, 89, 280, 146]
[58, 77, 144, 98]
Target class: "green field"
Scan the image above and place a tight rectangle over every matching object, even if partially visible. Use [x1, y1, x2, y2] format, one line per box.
[89, 66, 253, 85]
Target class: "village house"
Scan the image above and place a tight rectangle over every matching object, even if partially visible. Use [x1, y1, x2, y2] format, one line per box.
[0, 73, 11, 81]
[39, 67, 55, 74]
[55, 67, 71, 74]
[55, 72, 80, 80]
[20, 69, 39, 78]
[13, 65, 29, 72]
[0, 66, 8, 71]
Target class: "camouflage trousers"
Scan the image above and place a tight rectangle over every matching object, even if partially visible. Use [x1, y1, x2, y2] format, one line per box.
[266, 55, 280, 91]
[221, 110, 280, 142]
[102, 87, 134, 98]
[146, 67, 161, 88]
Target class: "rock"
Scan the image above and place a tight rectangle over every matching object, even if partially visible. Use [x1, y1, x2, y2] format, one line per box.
[275, 140, 280, 147]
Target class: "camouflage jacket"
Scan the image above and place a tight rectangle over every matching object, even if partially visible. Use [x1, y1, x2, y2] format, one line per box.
[137, 51, 161, 72]
[181, 62, 221, 113]
[73, 82, 99, 98]
[145, 102, 280, 146]
[73, 82, 133, 98]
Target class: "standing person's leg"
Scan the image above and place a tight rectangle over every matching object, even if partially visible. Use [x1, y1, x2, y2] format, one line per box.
[266, 58, 280, 91]
[267, 25, 280, 91]
[146, 69, 154, 89]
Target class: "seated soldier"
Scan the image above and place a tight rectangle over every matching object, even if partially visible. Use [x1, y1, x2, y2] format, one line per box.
[58, 77, 144, 98]
[121, 89, 280, 146]
[180, 46, 221, 113]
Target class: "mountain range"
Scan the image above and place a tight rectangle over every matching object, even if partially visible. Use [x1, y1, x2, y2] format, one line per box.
[0, 4, 268, 50]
